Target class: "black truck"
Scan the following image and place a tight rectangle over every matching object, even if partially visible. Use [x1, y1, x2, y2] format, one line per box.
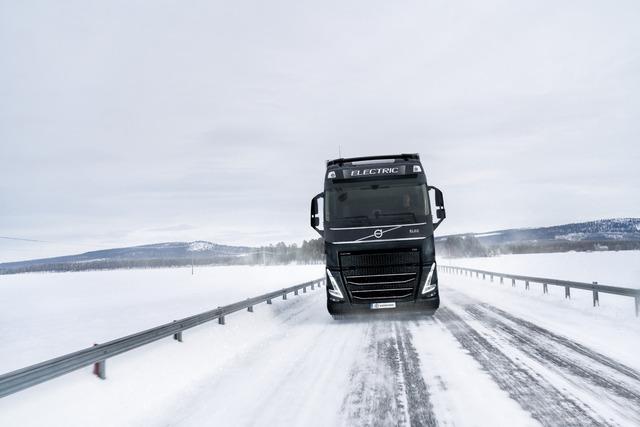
[310, 154, 446, 316]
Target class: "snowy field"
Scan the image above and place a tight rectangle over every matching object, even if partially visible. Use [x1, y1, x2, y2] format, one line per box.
[1, 255, 639, 426]
[444, 250, 640, 289]
[0, 265, 324, 372]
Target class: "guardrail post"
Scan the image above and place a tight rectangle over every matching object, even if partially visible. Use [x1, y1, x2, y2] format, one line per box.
[500, 277, 503, 284]
[303, 286, 307, 293]
[543, 283, 548, 294]
[311, 283, 315, 290]
[172, 321, 183, 342]
[93, 360, 106, 380]
[525, 281, 529, 290]
[247, 305, 253, 312]
[283, 293, 287, 300]
[512, 278, 515, 287]
[483, 273, 486, 280]
[565, 286, 571, 299]
[218, 316, 225, 325]
[267, 298, 272, 304]
[92, 344, 106, 380]
[592, 283, 599, 307]
[294, 289, 299, 296]
[490, 275, 494, 283]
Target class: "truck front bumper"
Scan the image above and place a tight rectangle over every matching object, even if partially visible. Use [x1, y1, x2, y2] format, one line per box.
[327, 295, 439, 316]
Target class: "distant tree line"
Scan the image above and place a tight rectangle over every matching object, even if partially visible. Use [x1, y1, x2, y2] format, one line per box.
[435, 235, 640, 259]
[436, 235, 491, 258]
[244, 238, 325, 265]
[491, 239, 640, 255]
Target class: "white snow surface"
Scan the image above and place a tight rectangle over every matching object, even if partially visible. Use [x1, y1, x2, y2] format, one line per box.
[1, 255, 639, 426]
[472, 231, 503, 238]
[187, 241, 218, 252]
[0, 265, 323, 372]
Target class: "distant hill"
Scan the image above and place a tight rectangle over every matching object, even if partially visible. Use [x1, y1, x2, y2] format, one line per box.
[0, 241, 253, 274]
[0, 239, 325, 275]
[436, 218, 640, 257]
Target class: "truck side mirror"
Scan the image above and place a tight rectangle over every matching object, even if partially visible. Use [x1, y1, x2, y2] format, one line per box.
[428, 186, 446, 230]
[310, 193, 324, 236]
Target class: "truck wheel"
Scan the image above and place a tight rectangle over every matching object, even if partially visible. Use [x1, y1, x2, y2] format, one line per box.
[327, 300, 339, 316]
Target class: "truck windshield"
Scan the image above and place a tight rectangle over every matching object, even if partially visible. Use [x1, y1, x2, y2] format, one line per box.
[325, 180, 429, 226]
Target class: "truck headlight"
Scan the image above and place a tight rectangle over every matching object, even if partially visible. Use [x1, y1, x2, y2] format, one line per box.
[421, 263, 437, 295]
[326, 269, 344, 299]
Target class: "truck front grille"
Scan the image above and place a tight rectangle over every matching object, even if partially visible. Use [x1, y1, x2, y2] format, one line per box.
[339, 250, 420, 303]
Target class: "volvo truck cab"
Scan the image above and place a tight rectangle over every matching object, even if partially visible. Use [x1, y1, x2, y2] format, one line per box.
[310, 154, 446, 316]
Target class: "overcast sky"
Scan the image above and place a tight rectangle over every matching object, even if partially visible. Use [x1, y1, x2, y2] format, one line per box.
[1, 0, 639, 261]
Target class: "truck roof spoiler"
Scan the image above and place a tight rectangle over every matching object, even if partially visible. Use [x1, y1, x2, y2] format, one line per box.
[326, 153, 420, 167]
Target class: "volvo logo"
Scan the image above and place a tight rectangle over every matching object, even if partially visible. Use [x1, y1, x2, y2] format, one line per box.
[374, 229, 383, 239]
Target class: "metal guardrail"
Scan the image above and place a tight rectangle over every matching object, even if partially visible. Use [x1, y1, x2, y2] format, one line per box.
[0, 277, 325, 399]
[441, 265, 640, 317]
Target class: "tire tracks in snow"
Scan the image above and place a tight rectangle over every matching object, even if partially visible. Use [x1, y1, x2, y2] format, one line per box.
[396, 323, 438, 426]
[341, 319, 437, 426]
[463, 303, 640, 424]
[437, 307, 609, 427]
[478, 303, 640, 383]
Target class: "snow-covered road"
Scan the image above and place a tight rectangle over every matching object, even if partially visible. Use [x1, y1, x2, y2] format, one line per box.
[2, 269, 639, 427]
[160, 290, 640, 427]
